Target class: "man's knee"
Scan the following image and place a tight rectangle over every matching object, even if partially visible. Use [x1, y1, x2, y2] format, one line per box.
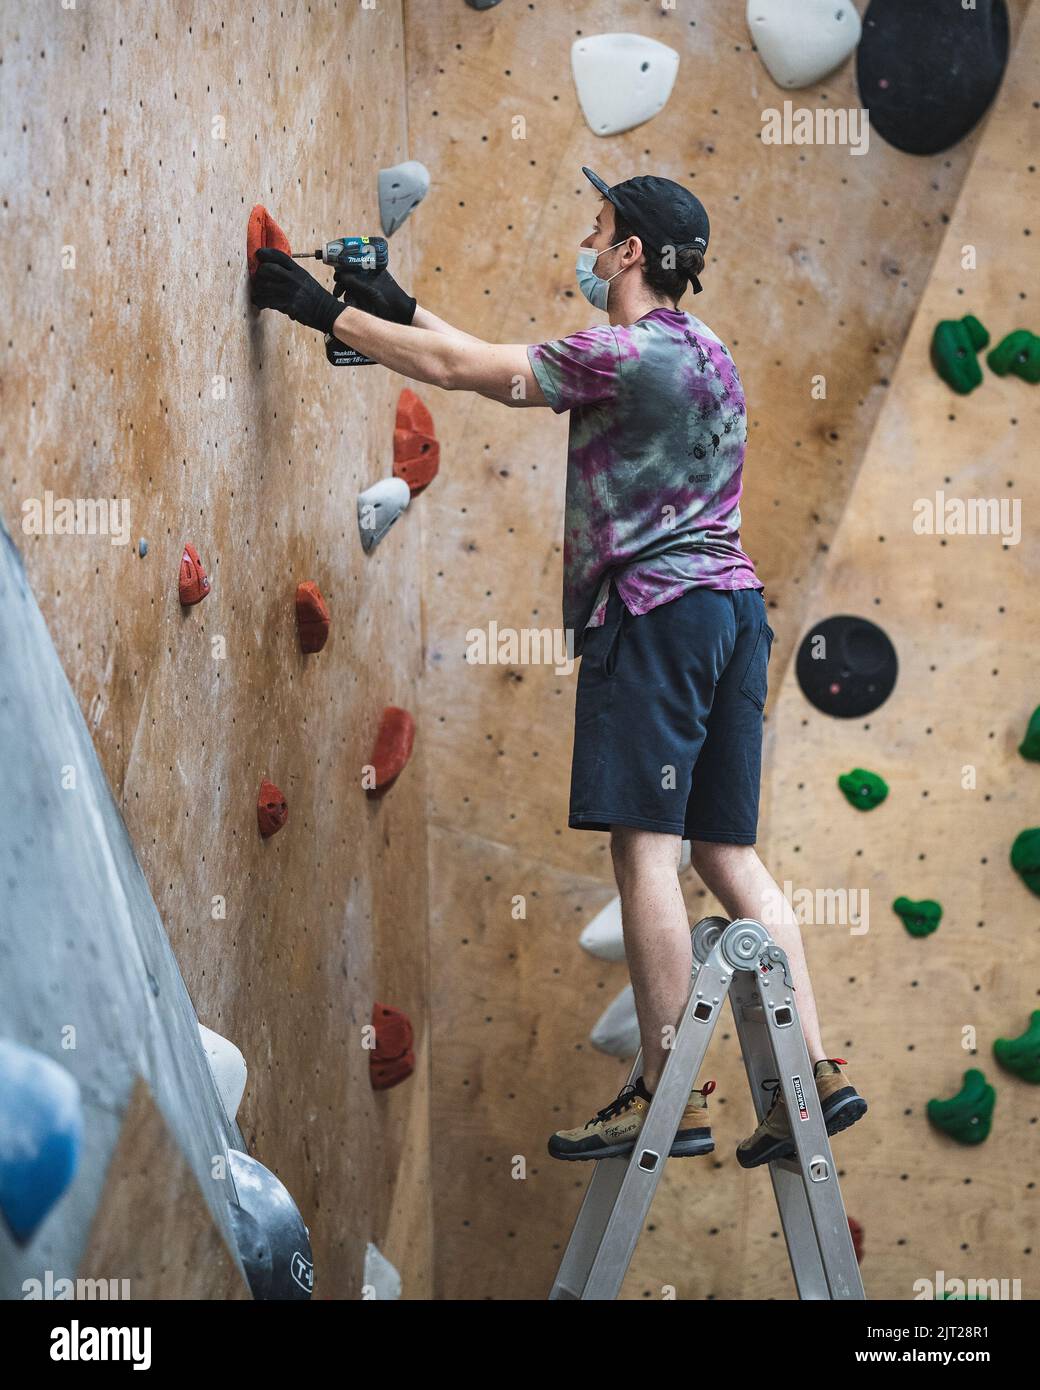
[688, 839, 758, 874]
[610, 825, 681, 884]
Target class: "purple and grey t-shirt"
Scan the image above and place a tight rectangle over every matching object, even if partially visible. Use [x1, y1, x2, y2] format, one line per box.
[526, 307, 763, 657]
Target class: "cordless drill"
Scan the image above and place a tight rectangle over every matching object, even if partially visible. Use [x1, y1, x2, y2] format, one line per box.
[292, 236, 389, 366]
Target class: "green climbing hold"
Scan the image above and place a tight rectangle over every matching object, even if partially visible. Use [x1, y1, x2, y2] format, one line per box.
[838, 768, 888, 811]
[987, 330, 1040, 384]
[892, 896, 941, 938]
[1019, 706, 1040, 761]
[1010, 828, 1040, 897]
[926, 1069, 995, 1145]
[930, 314, 990, 394]
[993, 1010, 1040, 1084]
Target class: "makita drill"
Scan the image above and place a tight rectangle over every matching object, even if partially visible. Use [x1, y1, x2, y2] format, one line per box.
[293, 236, 389, 366]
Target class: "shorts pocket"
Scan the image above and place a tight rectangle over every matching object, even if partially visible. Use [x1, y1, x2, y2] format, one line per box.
[739, 621, 773, 710]
[579, 595, 625, 677]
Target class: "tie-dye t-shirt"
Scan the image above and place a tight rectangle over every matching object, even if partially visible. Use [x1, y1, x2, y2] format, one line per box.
[526, 307, 763, 657]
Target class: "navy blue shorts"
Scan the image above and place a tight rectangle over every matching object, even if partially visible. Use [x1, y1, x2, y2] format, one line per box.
[569, 583, 774, 843]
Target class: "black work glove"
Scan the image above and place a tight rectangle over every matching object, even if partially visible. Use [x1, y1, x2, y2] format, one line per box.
[332, 264, 417, 326]
[251, 248, 345, 335]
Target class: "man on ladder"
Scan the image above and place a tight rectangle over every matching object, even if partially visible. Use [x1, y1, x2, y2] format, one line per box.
[523, 171, 867, 1183]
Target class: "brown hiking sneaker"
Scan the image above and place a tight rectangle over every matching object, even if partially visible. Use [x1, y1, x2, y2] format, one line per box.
[736, 1057, 867, 1169]
[548, 1077, 716, 1161]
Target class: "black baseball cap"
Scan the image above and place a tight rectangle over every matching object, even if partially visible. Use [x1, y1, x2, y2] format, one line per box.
[582, 166, 709, 293]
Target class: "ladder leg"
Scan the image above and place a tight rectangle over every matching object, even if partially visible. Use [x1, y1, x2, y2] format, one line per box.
[548, 1052, 643, 1300]
[729, 925, 865, 1299]
[550, 938, 732, 1300]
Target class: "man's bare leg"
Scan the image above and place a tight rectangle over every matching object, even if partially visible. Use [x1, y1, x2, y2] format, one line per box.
[609, 826, 691, 1092]
[688, 841, 828, 1064]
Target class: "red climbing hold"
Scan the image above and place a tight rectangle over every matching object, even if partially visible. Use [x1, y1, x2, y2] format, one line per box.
[367, 707, 415, 795]
[370, 1003, 415, 1091]
[247, 205, 292, 278]
[393, 388, 440, 496]
[848, 1217, 863, 1264]
[179, 543, 210, 606]
[257, 778, 289, 838]
[295, 581, 331, 654]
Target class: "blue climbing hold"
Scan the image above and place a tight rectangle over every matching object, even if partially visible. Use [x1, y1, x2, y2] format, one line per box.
[0, 1039, 84, 1246]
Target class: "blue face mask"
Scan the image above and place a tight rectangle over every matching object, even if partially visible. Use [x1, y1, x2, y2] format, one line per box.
[575, 239, 629, 311]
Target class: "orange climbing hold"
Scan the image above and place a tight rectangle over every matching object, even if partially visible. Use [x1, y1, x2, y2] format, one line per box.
[295, 581, 330, 653]
[257, 778, 289, 838]
[247, 205, 292, 277]
[178, 542, 210, 606]
[367, 707, 415, 795]
[393, 388, 440, 495]
[369, 1003, 415, 1091]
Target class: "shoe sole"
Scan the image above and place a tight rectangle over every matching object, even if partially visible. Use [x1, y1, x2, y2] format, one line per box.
[549, 1131, 715, 1163]
[736, 1092, 868, 1170]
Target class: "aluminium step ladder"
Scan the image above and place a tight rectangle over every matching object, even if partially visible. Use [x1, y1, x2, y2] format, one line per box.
[549, 916, 865, 1301]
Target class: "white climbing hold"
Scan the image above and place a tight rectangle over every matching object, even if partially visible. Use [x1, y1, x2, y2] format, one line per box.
[198, 1024, 247, 1125]
[378, 161, 431, 238]
[357, 477, 411, 553]
[579, 895, 625, 962]
[746, 0, 861, 91]
[571, 34, 679, 137]
[363, 1241, 402, 1299]
[679, 839, 692, 872]
[590, 984, 640, 1058]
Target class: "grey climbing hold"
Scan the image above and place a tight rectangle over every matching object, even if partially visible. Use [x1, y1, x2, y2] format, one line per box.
[138, 538, 148, 558]
[228, 1149, 313, 1300]
[198, 1024, 247, 1126]
[580, 896, 625, 962]
[590, 984, 640, 1058]
[466, 0, 502, 8]
[571, 34, 679, 137]
[363, 1241, 403, 1299]
[746, 0, 861, 90]
[378, 161, 431, 238]
[358, 477, 411, 553]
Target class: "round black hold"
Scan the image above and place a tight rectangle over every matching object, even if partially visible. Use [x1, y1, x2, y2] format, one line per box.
[228, 1149, 313, 1300]
[228, 1201, 273, 1300]
[795, 615, 898, 718]
[856, 0, 1009, 156]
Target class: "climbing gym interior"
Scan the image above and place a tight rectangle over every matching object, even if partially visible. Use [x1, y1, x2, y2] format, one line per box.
[1, 0, 1038, 1332]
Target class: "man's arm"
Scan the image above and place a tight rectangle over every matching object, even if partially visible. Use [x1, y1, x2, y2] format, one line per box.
[330, 306, 549, 408]
[411, 305, 485, 346]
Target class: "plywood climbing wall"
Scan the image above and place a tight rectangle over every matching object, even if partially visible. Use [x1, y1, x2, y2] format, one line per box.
[748, 2, 1040, 1300]
[400, 0, 1035, 1298]
[1, 2, 431, 1297]
[4, 0, 1036, 1304]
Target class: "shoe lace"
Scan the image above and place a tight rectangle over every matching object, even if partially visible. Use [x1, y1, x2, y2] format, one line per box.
[761, 1057, 846, 1111]
[586, 1083, 639, 1128]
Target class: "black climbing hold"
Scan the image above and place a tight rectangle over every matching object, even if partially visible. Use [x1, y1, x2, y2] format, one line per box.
[795, 615, 898, 718]
[227, 1149, 313, 1300]
[856, 0, 1009, 156]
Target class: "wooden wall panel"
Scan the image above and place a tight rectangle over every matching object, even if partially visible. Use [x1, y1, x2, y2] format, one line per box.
[1, 2, 431, 1298]
[755, 6, 1040, 1299]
